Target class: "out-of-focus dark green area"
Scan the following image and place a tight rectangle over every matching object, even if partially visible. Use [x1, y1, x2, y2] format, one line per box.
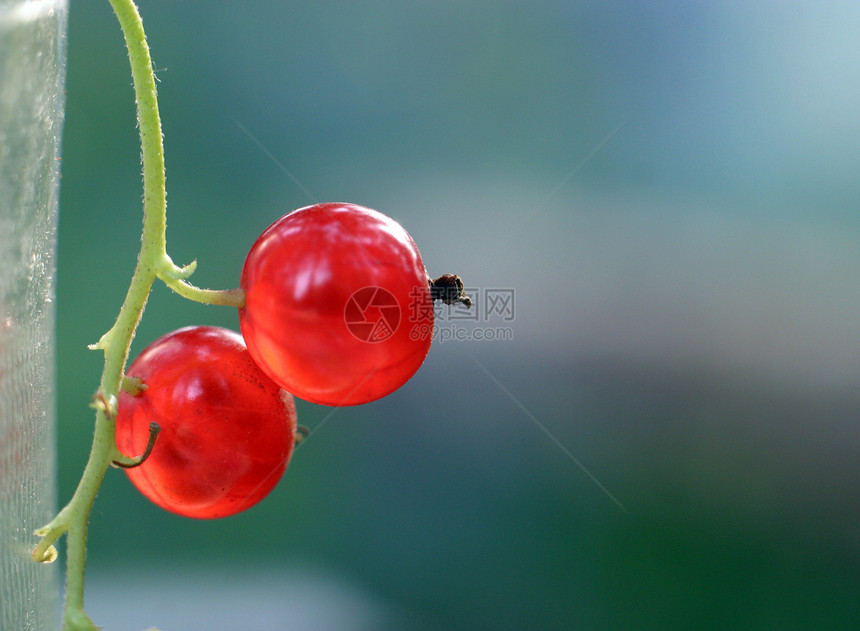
[57, 1, 860, 629]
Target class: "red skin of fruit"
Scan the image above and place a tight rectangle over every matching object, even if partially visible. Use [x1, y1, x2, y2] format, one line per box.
[115, 326, 297, 519]
[239, 203, 433, 406]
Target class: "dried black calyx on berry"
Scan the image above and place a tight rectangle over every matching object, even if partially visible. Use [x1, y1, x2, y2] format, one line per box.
[429, 273, 472, 308]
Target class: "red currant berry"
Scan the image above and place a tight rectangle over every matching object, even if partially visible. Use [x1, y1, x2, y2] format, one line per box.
[239, 203, 433, 406]
[115, 326, 298, 519]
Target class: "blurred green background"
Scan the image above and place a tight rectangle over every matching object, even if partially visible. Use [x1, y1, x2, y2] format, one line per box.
[57, 1, 860, 629]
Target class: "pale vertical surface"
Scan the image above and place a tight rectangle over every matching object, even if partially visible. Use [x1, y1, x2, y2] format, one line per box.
[0, 1, 67, 629]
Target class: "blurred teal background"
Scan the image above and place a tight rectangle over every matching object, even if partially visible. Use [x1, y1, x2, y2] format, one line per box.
[56, 1, 860, 629]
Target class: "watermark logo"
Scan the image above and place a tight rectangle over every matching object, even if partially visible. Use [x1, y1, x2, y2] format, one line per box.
[484, 288, 515, 321]
[344, 286, 401, 342]
[414, 286, 516, 343]
[346, 285, 517, 344]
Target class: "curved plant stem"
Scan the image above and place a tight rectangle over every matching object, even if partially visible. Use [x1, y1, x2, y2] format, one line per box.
[31, 1, 238, 629]
[158, 260, 246, 307]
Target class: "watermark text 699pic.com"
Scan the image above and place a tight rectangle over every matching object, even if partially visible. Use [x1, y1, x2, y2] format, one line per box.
[408, 287, 515, 344]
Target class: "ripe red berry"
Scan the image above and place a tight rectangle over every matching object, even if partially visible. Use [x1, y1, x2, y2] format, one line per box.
[115, 326, 297, 519]
[239, 203, 433, 406]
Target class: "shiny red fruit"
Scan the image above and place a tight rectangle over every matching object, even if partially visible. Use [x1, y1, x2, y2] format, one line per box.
[115, 326, 297, 519]
[239, 203, 433, 406]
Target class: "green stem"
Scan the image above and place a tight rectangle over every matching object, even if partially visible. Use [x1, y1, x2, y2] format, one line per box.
[30, 1, 237, 629]
[61, 0, 164, 626]
[158, 261, 246, 307]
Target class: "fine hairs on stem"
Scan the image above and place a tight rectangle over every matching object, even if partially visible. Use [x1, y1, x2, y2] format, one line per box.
[31, 2, 240, 629]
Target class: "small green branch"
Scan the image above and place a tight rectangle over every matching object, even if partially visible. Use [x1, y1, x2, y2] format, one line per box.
[161, 276, 246, 307]
[158, 259, 246, 307]
[121, 374, 148, 395]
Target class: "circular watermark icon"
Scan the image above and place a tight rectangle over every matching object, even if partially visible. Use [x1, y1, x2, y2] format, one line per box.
[344, 286, 401, 343]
